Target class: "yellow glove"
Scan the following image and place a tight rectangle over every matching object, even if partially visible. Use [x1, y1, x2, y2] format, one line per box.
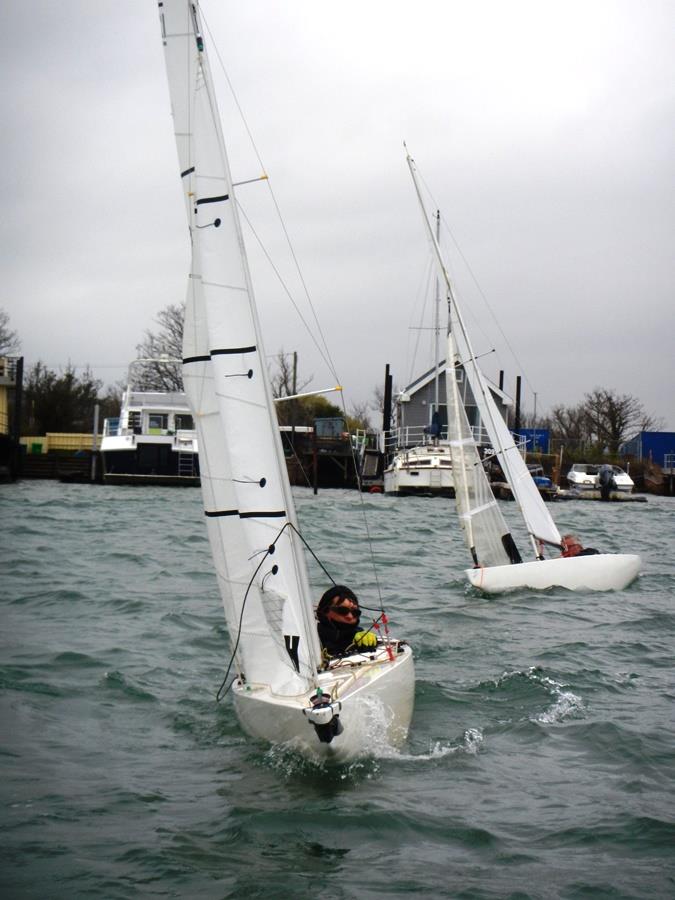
[354, 630, 377, 649]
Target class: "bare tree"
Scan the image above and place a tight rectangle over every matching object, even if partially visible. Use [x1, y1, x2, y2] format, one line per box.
[268, 349, 312, 398]
[0, 308, 20, 356]
[349, 401, 372, 431]
[269, 349, 313, 427]
[372, 385, 385, 416]
[133, 303, 185, 391]
[582, 388, 664, 453]
[549, 402, 590, 447]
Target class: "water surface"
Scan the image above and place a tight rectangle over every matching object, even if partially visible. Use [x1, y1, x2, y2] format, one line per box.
[2, 481, 674, 898]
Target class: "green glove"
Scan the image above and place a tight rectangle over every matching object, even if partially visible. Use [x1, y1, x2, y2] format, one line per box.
[354, 630, 377, 649]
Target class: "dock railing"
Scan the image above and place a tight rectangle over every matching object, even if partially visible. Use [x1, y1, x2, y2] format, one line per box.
[382, 425, 528, 458]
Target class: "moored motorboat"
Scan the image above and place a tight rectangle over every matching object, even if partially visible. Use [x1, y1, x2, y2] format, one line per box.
[100, 361, 199, 486]
[566, 463, 634, 493]
[383, 443, 454, 496]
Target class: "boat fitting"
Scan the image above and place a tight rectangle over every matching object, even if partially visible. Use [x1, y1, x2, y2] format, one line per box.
[303, 691, 343, 743]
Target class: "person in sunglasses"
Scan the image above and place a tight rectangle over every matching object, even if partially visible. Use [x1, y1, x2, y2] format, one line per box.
[316, 585, 378, 658]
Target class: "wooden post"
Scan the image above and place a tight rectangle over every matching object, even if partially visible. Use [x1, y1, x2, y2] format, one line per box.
[91, 404, 99, 482]
[312, 426, 318, 495]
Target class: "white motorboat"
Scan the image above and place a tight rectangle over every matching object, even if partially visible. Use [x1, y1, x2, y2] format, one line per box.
[566, 463, 634, 493]
[100, 361, 199, 486]
[383, 443, 454, 496]
[406, 149, 640, 594]
[157, 1, 414, 758]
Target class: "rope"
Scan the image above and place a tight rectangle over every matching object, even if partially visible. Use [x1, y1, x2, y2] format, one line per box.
[215, 521, 335, 701]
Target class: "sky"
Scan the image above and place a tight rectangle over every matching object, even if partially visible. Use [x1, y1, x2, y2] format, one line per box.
[2, 0, 674, 429]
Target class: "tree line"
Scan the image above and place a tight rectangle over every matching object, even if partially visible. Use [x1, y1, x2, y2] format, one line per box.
[1, 306, 355, 435]
[1, 305, 664, 447]
[529, 389, 664, 457]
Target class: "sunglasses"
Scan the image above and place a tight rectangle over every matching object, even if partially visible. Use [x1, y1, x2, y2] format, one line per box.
[331, 603, 359, 616]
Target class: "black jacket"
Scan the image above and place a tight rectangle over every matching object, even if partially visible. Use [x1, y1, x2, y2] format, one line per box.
[317, 619, 360, 656]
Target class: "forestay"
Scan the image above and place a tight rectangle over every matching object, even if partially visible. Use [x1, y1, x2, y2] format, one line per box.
[159, 0, 321, 695]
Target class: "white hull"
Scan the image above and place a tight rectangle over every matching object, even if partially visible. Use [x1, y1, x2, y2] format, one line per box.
[567, 479, 633, 493]
[384, 445, 454, 496]
[467, 553, 641, 594]
[232, 644, 414, 760]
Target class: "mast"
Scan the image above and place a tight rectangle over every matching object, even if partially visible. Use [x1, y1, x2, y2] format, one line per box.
[433, 210, 441, 419]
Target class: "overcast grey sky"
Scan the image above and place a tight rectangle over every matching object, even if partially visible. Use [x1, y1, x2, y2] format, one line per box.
[2, 0, 673, 428]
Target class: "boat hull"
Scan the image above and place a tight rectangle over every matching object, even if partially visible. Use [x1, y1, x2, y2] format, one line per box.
[467, 554, 641, 594]
[384, 445, 454, 497]
[232, 643, 414, 760]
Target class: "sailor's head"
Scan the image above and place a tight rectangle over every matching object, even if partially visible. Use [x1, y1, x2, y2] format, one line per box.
[562, 533, 582, 556]
[317, 584, 361, 625]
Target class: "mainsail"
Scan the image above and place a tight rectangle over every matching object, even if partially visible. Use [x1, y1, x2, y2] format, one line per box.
[159, 0, 321, 694]
[445, 329, 516, 569]
[407, 150, 561, 563]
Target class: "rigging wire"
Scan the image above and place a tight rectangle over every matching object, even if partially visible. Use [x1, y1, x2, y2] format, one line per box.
[201, 11, 340, 386]
[405, 256, 436, 389]
[414, 167, 539, 400]
[215, 521, 336, 702]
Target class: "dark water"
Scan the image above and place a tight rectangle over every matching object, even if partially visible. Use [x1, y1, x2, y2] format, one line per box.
[2, 480, 674, 899]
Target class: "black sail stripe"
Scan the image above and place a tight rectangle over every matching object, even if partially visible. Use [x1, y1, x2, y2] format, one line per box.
[204, 509, 287, 519]
[184, 348, 256, 364]
[196, 194, 229, 205]
[210, 346, 256, 356]
[181, 166, 195, 178]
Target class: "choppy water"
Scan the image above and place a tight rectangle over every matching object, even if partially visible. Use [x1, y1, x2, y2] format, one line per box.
[1, 480, 674, 899]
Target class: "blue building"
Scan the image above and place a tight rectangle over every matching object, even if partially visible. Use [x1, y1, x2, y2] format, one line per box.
[516, 428, 550, 454]
[620, 431, 675, 468]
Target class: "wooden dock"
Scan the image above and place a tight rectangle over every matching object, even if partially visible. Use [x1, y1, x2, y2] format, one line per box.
[491, 482, 648, 503]
[557, 489, 647, 503]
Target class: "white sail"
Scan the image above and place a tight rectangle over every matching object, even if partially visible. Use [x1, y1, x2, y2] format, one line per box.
[406, 152, 560, 560]
[445, 330, 516, 568]
[160, 0, 321, 695]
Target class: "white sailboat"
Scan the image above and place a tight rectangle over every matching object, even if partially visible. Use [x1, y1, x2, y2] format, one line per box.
[406, 150, 641, 594]
[156, 1, 413, 757]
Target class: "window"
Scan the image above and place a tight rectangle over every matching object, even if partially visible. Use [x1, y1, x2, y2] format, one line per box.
[148, 414, 168, 433]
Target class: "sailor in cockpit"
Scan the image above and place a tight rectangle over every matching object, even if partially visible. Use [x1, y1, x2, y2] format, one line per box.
[315, 585, 378, 658]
